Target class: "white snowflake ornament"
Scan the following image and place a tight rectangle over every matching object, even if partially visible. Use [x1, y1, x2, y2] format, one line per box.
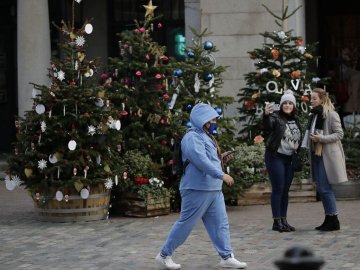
[40, 121, 46, 132]
[75, 36, 85, 47]
[12, 175, 21, 187]
[88, 125, 96, 136]
[57, 70, 65, 81]
[104, 178, 113, 189]
[38, 159, 47, 170]
[277, 31, 287, 40]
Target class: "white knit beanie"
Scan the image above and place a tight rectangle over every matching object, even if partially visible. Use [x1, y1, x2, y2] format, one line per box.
[280, 90, 296, 107]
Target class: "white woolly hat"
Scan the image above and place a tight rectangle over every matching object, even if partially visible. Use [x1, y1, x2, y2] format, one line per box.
[280, 90, 296, 107]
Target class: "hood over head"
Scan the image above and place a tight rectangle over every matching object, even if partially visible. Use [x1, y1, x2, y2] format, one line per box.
[190, 103, 220, 129]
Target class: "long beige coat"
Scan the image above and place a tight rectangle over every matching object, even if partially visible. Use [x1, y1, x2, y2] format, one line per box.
[303, 111, 348, 184]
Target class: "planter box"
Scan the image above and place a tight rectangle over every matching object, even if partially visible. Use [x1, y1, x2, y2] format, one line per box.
[113, 191, 171, 217]
[332, 180, 360, 200]
[237, 179, 317, 206]
[32, 184, 110, 222]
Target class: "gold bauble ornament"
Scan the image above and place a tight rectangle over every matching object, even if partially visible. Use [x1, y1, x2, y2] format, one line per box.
[24, 168, 33, 178]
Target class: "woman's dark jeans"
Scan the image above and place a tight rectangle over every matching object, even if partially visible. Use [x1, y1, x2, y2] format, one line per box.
[265, 150, 294, 218]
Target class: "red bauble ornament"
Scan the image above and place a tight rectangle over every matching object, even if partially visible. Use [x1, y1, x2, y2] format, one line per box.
[157, 23, 162, 29]
[163, 93, 170, 101]
[145, 54, 150, 61]
[135, 71, 142, 77]
[161, 139, 167, 145]
[69, 81, 76, 85]
[155, 74, 162, 79]
[139, 27, 146, 33]
[161, 56, 169, 64]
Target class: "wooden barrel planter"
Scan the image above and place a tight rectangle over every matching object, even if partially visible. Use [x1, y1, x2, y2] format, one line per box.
[32, 184, 110, 222]
[114, 191, 170, 218]
[332, 180, 360, 200]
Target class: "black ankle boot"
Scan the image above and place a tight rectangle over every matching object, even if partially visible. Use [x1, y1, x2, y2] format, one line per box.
[319, 215, 340, 231]
[281, 217, 296, 231]
[272, 218, 291, 232]
[315, 215, 330, 230]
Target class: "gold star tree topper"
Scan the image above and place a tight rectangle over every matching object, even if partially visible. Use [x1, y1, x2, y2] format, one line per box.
[143, 0, 157, 18]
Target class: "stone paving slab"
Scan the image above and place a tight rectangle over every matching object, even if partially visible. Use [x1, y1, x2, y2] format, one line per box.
[0, 181, 359, 270]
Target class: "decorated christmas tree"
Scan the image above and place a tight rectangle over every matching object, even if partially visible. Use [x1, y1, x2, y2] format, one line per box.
[238, 2, 328, 141]
[106, 3, 237, 209]
[106, 2, 175, 199]
[6, 1, 122, 214]
[169, 28, 237, 151]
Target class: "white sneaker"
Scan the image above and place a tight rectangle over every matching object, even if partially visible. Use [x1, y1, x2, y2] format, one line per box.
[219, 254, 247, 269]
[155, 252, 181, 269]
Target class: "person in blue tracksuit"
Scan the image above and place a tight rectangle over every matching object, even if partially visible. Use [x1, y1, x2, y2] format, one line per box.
[155, 103, 247, 269]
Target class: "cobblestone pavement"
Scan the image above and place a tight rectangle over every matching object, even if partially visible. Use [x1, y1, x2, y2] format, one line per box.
[0, 182, 359, 270]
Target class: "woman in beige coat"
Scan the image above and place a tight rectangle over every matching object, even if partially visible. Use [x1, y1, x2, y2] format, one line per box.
[301, 88, 348, 231]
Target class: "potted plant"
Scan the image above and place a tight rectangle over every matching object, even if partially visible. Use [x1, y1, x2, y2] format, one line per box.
[111, 150, 172, 217]
[223, 137, 268, 205]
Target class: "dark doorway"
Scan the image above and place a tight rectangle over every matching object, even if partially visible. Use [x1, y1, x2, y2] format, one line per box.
[0, 0, 17, 152]
[306, 0, 360, 114]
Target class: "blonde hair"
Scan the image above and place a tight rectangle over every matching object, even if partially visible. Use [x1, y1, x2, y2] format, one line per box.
[312, 88, 334, 118]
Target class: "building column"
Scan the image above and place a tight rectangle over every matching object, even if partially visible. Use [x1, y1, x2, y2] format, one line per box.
[287, 0, 306, 41]
[17, 0, 50, 116]
[184, 0, 200, 46]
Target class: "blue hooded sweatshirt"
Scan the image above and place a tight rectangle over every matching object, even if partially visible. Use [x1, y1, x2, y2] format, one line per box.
[180, 103, 224, 191]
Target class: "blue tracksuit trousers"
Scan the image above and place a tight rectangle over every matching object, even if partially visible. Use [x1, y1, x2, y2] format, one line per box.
[160, 189, 233, 258]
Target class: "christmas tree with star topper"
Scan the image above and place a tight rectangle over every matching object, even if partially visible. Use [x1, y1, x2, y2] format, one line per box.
[5, 0, 122, 220]
[238, 2, 328, 141]
[106, 2, 237, 209]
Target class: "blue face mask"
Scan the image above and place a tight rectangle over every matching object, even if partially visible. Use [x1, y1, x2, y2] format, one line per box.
[208, 123, 217, 135]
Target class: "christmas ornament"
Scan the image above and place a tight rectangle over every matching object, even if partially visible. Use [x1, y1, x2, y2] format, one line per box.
[185, 121, 192, 128]
[204, 73, 214, 82]
[155, 74, 162, 79]
[123, 172, 128, 179]
[214, 107, 223, 115]
[68, 140, 77, 151]
[35, 192, 40, 201]
[35, 104, 46, 114]
[277, 31, 286, 39]
[84, 68, 94, 77]
[173, 68, 184, 77]
[114, 120, 121, 130]
[168, 93, 178, 110]
[291, 70, 301, 79]
[185, 104, 193, 112]
[40, 121, 46, 132]
[135, 71, 142, 77]
[194, 73, 200, 93]
[77, 51, 85, 62]
[187, 51, 195, 58]
[11, 175, 21, 187]
[84, 23, 93, 34]
[145, 54, 150, 61]
[88, 125, 96, 136]
[157, 22, 162, 29]
[304, 53, 313, 59]
[57, 70, 65, 81]
[24, 168, 33, 178]
[55, 190, 64, 201]
[37, 159, 47, 170]
[75, 0, 82, 3]
[104, 178, 113, 189]
[115, 175, 118, 186]
[163, 93, 170, 101]
[271, 49, 279, 60]
[161, 56, 169, 64]
[80, 188, 89, 199]
[297, 46, 305, 54]
[48, 154, 58, 164]
[5, 179, 16, 191]
[95, 98, 104, 107]
[64, 194, 69, 202]
[203, 41, 214, 50]
[75, 36, 85, 47]
[295, 38, 304, 46]
[272, 69, 281, 77]
[143, 0, 158, 18]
